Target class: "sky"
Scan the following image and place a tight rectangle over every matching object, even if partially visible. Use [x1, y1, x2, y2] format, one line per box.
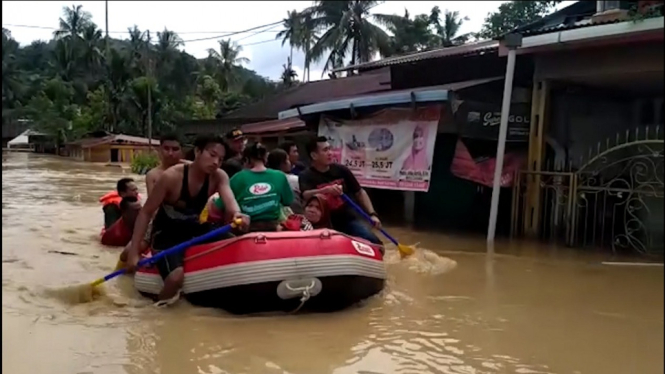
[2, 1, 572, 82]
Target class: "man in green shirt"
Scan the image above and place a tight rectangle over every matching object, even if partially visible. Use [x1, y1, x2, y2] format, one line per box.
[230, 143, 294, 232]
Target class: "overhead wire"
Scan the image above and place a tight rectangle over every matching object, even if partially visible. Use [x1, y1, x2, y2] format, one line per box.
[1, 22, 282, 36]
[2, 20, 285, 47]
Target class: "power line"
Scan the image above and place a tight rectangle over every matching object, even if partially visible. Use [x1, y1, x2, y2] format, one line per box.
[243, 38, 281, 47]
[2, 22, 283, 37]
[236, 24, 281, 43]
[3, 22, 283, 49]
[181, 21, 283, 43]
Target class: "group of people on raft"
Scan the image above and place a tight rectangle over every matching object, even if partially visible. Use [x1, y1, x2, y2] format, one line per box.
[100, 129, 384, 307]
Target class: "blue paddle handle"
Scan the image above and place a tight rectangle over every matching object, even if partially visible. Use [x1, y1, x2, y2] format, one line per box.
[101, 223, 235, 282]
[341, 194, 399, 246]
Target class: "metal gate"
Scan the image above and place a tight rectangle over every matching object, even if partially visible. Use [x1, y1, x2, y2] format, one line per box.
[512, 127, 664, 256]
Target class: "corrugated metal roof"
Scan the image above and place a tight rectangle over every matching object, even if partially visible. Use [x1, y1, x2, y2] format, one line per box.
[279, 77, 502, 120]
[241, 117, 305, 135]
[331, 40, 499, 73]
[68, 134, 158, 148]
[518, 18, 633, 37]
[222, 68, 391, 120]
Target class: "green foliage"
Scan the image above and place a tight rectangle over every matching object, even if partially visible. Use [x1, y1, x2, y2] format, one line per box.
[477, 1, 562, 39]
[2, 5, 280, 145]
[130, 151, 159, 175]
[4, 1, 567, 143]
[276, 1, 561, 76]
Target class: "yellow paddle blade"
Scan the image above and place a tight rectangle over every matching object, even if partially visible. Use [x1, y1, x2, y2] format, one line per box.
[199, 205, 210, 223]
[397, 243, 416, 258]
[90, 278, 105, 288]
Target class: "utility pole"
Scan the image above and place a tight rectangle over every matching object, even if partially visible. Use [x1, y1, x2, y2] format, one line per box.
[487, 33, 523, 246]
[105, 0, 109, 55]
[146, 29, 153, 149]
[105, 0, 112, 132]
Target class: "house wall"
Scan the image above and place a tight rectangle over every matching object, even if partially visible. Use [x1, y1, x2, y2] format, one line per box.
[88, 145, 111, 163]
[67, 146, 86, 161]
[534, 42, 663, 81]
[536, 42, 663, 167]
[548, 87, 634, 167]
[109, 145, 153, 163]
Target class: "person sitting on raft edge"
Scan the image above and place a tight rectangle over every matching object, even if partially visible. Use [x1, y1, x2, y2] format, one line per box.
[125, 134, 250, 308]
[100, 178, 140, 229]
[101, 196, 141, 247]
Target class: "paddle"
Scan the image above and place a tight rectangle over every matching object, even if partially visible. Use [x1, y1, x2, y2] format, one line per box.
[69, 219, 241, 303]
[341, 194, 415, 258]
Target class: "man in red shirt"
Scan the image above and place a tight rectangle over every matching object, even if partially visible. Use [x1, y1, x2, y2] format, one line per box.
[101, 196, 142, 247]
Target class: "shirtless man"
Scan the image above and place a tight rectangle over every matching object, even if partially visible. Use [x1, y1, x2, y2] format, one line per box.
[116, 134, 183, 268]
[125, 134, 250, 306]
[146, 133, 183, 195]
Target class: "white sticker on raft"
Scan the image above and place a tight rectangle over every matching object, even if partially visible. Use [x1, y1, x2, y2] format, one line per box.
[351, 240, 375, 257]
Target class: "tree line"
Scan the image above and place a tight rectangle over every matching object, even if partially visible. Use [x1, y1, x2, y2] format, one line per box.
[2, 1, 560, 146]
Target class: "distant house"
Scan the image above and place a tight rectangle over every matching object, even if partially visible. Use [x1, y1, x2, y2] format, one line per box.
[65, 132, 158, 163]
[5, 129, 46, 151]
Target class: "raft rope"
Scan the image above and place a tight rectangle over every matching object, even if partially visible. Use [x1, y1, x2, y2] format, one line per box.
[288, 282, 314, 314]
[182, 240, 231, 262]
[179, 236, 316, 314]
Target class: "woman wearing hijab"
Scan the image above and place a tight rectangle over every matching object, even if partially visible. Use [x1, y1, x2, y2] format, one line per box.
[400, 125, 431, 171]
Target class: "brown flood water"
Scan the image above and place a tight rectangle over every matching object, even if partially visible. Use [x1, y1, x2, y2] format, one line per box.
[2, 152, 663, 374]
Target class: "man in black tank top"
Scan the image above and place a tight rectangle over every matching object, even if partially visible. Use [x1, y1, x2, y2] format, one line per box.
[126, 134, 250, 306]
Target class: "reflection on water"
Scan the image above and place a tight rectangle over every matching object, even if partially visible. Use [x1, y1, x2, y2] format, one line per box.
[2, 153, 664, 374]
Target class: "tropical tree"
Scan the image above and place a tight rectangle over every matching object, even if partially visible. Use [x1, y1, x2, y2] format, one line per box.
[429, 7, 471, 47]
[306, 0, 394, 75]
[53, 5, 94, 41]
[478, 1, 562, 39]
[280, 56, 298, 87]
[206, 39, 250, 92]
[276, 10, 302, 65]
[2, 28, 22, 113]
[374, 9, 432, 56]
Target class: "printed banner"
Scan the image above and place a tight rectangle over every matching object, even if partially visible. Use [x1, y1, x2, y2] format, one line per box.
[450, 139, 526, 188]
[318, 106, 440, 192]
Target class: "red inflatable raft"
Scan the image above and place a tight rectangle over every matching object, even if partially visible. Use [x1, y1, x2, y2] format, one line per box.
[134, 229, 386, 314]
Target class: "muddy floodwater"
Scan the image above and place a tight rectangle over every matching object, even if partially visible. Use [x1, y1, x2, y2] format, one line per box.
[2, 152, 664, 374]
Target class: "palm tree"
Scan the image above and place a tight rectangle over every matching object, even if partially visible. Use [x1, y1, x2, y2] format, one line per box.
[374, 9, 432, 56]
[297, 11, 318, 82]
[154, 29, 184, 92]
[280, 56, 298, 87]
[2, 28, 22, 114]
[80, 24, 103, 71]
[206, 39, 250, 92]
[155, 28, 183, 61]
[53, 5, 93, 40]
[126, 25, 150, 76]
[429, 7, 470, 47]
[306, 1, 394, 76]
[276, 10, 301, 66]
[51, 39, 78, 82]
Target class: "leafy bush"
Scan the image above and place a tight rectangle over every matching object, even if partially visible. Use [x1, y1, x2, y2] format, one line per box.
[131, 152, 159, 175]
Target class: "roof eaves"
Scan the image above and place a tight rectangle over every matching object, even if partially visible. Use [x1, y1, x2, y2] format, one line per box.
[332, 40, 499, 73]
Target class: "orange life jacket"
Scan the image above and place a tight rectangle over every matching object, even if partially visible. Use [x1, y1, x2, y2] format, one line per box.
[99, 191, 142, 207]
[99, 191, 122, 208]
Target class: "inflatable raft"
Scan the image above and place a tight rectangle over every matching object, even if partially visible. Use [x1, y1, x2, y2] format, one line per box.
[134, 229, 386, 314]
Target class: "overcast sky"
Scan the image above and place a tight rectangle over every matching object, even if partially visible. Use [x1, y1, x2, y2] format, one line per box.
[2, 1, 573, 81]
